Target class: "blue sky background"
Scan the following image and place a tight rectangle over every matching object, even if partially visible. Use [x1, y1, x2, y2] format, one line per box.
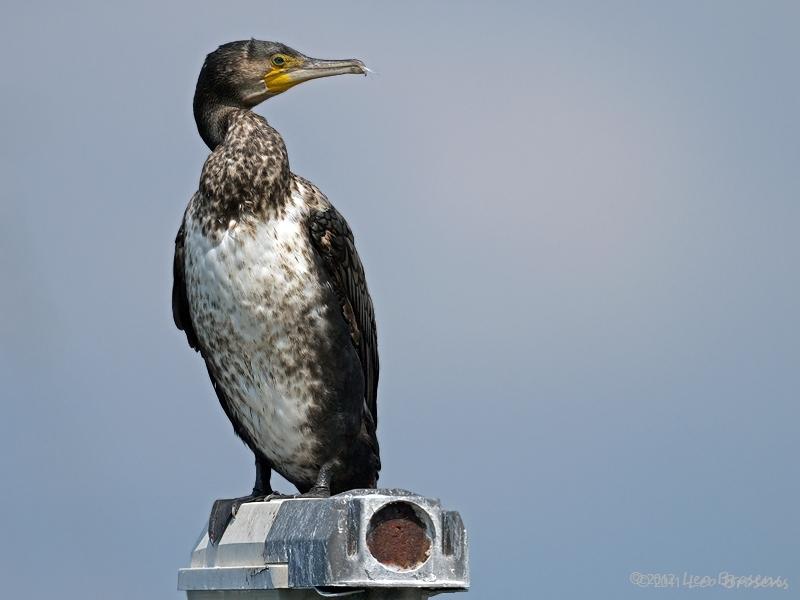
[1, 2, 797, 598]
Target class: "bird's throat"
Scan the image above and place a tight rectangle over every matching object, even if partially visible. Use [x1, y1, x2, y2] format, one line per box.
[193, 91, 243, 150]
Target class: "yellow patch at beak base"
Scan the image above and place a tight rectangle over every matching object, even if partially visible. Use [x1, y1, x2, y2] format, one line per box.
[264, 69, 298, 94]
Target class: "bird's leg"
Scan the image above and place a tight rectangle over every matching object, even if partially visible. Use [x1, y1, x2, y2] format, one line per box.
[252, 455, 272, 496]
[265, 460, 339, 500]
[207, 454, 273, 544]
[300, 459, 337, 498]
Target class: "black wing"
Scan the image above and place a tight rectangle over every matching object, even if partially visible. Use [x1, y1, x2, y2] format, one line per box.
[309, 206, 379, 430]
[172, 218, 200, 350]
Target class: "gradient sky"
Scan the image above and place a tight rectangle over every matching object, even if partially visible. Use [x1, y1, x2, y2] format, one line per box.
[1, 2, 798, 599]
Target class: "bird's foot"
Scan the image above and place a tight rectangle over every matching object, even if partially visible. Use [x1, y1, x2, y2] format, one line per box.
[208, 493, 266, 545]
[301, 485, 331, 499]
[263, 491, 295, 501]
[263, 486, 330, 501]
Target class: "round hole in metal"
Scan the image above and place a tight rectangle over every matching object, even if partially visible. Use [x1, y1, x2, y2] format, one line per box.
[366, 501, 433, 571]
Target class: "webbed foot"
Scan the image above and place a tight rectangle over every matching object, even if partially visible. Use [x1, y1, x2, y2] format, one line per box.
[264, 491, 294, 501]
[301, 485, 331, 498]
[263, 487, 330, 501]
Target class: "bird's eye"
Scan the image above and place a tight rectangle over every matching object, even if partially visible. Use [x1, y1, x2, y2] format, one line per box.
[272, 55, 286, 67]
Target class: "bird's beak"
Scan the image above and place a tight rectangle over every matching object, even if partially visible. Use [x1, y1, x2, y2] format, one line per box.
[265, 57, 368, 94]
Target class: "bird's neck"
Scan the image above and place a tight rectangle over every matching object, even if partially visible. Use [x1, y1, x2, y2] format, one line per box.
[195, 103, 293, 224]
[193, 90, 245, 150]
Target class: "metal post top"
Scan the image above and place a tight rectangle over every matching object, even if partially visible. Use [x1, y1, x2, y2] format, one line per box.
[178, 489, 469, 595]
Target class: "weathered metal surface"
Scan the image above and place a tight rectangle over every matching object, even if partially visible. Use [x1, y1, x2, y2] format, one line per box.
[186, 590, 430, 600]
[178, 489, 468, 597]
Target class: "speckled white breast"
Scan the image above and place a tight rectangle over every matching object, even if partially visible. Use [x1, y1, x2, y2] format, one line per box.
[183, 186, 328, 481]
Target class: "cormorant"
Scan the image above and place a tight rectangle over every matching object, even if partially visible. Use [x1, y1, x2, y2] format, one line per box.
[172, 40, 379, 543]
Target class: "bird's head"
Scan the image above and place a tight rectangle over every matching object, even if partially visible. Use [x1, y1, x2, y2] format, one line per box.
[196, 39, 368, 107]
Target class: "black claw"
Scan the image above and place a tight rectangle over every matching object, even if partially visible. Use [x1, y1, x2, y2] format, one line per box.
[208, 498, 236, 545]
[207, 494, 265, 544]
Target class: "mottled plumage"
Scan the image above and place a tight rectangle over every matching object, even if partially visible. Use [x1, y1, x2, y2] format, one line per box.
[172, 41, 379, 539]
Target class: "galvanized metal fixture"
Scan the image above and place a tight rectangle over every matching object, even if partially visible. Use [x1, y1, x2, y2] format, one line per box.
[178, 489, 469, 599]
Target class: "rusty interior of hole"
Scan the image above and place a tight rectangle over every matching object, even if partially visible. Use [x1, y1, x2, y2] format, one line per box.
[366, 502, 432, 570]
